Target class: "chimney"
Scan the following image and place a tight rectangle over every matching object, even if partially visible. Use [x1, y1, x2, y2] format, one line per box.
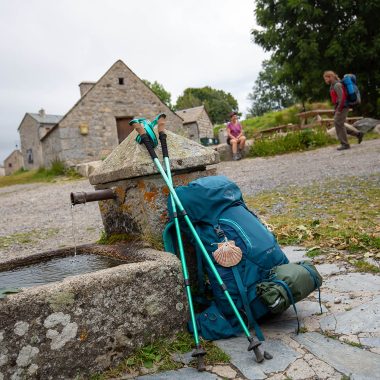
[79, 82, 96, 97]
[38, 108, 46, 117]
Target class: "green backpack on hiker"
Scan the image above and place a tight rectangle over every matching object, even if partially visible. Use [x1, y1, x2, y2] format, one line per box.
[163, 176, 323, 340]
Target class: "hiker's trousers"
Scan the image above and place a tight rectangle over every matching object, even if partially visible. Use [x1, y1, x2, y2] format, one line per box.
[334, 108, 359, 146]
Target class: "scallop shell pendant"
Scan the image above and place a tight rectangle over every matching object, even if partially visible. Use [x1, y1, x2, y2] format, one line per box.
[212, 240, 242, 267]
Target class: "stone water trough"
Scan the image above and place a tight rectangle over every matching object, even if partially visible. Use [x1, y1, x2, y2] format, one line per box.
[0, 128, 219, 379]
[0, 245, 186, 379]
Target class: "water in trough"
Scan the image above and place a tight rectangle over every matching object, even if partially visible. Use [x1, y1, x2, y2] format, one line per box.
[0, 254, 124, 291]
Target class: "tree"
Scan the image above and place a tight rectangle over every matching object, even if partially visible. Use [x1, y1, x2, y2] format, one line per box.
[175, 86, 239, 124]
[248, 59, 296, 116]
[252, 0, 380, 116]
[143, 80, 172, 108]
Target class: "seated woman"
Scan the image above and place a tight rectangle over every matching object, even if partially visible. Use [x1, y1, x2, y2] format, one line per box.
[226, 112, 246, 160]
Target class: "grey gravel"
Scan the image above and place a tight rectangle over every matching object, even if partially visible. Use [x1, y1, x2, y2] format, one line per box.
[0, 179, 103, 264]
[217, 139, 380, 195]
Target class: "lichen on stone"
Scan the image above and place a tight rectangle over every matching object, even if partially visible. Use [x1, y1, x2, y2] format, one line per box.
[48, 291, 75, 312]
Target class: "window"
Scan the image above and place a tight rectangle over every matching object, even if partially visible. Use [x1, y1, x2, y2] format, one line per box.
[118, 78, 124, 85]
[27, 149, 33, 164]
[8, 163, 12, 167]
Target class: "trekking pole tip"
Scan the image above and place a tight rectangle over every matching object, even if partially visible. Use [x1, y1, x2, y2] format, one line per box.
[247, 337, 264, 363]
[192, 347, 206, 372]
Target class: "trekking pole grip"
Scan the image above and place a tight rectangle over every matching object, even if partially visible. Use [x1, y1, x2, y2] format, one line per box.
[140, 133, 158, 159]
[159, 132, 169, 158]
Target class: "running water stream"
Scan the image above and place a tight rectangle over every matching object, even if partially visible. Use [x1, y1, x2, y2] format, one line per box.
[70, 204, 77, 256]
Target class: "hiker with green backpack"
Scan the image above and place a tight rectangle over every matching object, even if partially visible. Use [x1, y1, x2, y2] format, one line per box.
[323, 70, 364, 150]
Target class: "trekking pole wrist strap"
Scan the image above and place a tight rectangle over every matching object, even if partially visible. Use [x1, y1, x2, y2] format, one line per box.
[159, 132, 169, 158]
[140, 134, 158, 159]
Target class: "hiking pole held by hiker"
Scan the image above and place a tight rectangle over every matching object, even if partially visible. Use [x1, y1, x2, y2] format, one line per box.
[157, 114, 206, 371]
[130, 115, 266, 363]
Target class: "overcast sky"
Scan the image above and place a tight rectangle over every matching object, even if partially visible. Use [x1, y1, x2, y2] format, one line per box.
[0, 0, 267, 163]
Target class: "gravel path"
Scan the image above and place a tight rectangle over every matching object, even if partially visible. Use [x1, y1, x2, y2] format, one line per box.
[1, 139, 379, 263]
[217, 138, 380, 195]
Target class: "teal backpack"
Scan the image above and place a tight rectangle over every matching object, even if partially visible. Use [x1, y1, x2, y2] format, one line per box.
[163, 176, 321, 341]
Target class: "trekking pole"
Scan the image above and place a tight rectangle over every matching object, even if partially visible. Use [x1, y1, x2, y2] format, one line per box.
[129, 117, 265, 363]
[156, 114, 206, 371]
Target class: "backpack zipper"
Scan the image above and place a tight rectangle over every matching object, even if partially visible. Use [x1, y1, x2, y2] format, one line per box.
[219, 218, 253, 251]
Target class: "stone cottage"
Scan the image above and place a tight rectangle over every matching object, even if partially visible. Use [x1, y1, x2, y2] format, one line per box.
[18, 110, 63, 170]
[4, 150, 24, 175]
[175, 105, 214, 143]
[37, 60, 185, 167]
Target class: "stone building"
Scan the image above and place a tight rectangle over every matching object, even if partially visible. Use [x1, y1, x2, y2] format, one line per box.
[38, 60, 185, 167]
[4, 150, 24, 175]
[175, 105, 214, 142]
[18, 110, 63, 170]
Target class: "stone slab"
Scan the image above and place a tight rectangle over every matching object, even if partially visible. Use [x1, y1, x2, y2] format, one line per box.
[90, 130, 219, 185]
[171, 351, 194, 365]
[281, 246, 308, 262]
[137, 367, 219, 379]
[316, 263, 345, 277]
[320, 296, 380, 335]
[360, 337, 380, 348]
[283, 301, 326, 319]
[323, 273, 380, 293]
[215, 336, 301, 380]
[295, 332, 380, 379]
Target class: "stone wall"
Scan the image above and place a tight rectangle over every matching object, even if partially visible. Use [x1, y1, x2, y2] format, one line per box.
[4, 150, 24, 175]
[47, 60, 186, 166]
[197, 109, 214, 139]
[41, 125, 63, 168]
[0, 248, 187, 379]
[18, 114, 44, 170]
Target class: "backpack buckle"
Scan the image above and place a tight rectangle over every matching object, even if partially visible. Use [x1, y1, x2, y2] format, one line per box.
[214, 225, 225, 238]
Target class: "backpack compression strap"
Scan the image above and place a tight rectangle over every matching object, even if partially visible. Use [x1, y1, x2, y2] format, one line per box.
[232, 267, 265, 341]
[298, 262, 322, 314]
[272, 279, 300, 334]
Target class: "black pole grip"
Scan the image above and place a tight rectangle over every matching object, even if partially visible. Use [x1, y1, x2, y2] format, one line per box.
[140, 134, 158, 159]
[159, 132, 169, 158]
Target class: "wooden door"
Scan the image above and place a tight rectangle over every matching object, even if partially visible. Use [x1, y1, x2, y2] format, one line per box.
[116, 117, 134, 143]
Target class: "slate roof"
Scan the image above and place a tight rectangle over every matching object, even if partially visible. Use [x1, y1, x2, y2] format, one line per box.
[28, 113, 63, 124]
[176, 106, 205, 124]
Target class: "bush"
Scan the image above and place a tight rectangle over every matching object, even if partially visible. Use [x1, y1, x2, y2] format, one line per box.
[50, 159, 66, 176]
[249, 128, 335, 157]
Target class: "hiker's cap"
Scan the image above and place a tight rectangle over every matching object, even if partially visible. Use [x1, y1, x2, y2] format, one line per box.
[229, 112, 238, 118]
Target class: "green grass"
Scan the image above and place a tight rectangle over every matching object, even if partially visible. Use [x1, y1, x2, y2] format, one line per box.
[90, 332, 229, 379]
[248, 127, 336, 157]
[214, 102, 331, 138]
[245, 175, 380, 270]
[353, 260, 380, 274]
[0, 160, 82, 188]
[0, 228, 59, 249]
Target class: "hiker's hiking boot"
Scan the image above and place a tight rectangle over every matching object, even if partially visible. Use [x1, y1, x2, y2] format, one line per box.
[232, 153, 239, 161]
[337, 144, 350, 151]
[357, 132, 364, 144]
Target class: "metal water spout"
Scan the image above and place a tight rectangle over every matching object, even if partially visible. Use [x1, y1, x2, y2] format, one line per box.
[70, 189, 117, 205]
